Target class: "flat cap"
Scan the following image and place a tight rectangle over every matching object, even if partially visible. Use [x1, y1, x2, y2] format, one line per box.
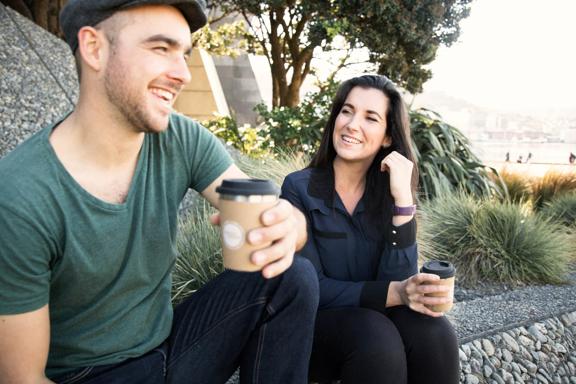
[60, 0, 207, 52]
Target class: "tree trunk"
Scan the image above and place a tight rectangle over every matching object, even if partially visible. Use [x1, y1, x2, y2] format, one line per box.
[33, 0, 49, 30]
[1, 0, 33, 19]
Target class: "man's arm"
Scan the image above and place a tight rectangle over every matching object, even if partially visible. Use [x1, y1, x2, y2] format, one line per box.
[0, 304, 54, 383]
[200, 164, 307, 277]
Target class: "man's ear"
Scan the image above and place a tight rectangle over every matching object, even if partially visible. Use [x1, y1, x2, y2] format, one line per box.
[382, 135, 392, 148]
[77, 26, 107, 73]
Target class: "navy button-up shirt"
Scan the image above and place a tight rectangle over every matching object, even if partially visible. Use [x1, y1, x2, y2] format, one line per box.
[281, 167, 418, 312]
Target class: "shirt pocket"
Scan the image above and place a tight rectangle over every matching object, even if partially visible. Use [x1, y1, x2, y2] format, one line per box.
[312, 228, 350, 279]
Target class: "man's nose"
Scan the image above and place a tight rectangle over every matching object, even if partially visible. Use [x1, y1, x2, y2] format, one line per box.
[168, 55, 192, 85]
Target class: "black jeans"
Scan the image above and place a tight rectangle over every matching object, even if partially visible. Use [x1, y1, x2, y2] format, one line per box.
[309, 306, 459, 384]
[52, 257, 319, 384]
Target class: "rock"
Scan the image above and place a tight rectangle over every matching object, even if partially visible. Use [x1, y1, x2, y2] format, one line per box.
[466, 374, 480, 384]
[484, 365, 494, 378]
[501, 370, 514, 383]
[503, 333, 520, 353]
[502, 349, 513, 363]
[520, 335, 535, 347]
[482, 339, 496, 356]
[492, 371, 505, 384]
[524, 361, 538, 375]
[556, 344, 568, 354]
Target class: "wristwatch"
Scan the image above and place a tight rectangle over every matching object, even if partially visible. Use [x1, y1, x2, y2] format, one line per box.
[393, 204, 416, 216]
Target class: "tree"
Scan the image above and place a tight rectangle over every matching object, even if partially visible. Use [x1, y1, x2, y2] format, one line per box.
[213, 0, 471, 107]
[1, 0, 66, 37]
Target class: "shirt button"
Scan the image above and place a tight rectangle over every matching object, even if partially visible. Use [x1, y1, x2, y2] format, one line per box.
[392, 242, 397, 246]
[392, 230, 397, 234]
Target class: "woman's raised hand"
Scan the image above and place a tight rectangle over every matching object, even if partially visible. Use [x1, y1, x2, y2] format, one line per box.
[380, 151, 413, 206]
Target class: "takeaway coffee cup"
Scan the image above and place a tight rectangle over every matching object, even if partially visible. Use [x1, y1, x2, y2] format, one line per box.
[216, 179, 280, 271]
[420, 260, 456, 313]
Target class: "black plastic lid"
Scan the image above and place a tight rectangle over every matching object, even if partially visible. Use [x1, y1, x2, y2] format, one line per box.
[420, 260, 455, 279]
[216, 179, 279, 196]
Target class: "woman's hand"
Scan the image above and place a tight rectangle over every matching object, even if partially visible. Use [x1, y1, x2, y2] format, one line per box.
[392, 273, 453, 317]
[380, 151, 413, 206]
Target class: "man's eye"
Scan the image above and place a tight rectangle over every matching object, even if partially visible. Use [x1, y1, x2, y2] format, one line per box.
[154, 46, 168, 53]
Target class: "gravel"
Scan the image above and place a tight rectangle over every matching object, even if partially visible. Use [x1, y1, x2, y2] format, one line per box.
[450, 274, 576, 343]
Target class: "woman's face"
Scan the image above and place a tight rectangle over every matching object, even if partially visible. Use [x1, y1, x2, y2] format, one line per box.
[332, 86, 391, 164]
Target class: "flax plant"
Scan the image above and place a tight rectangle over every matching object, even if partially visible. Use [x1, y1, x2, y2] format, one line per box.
[410, 109, 503, 201]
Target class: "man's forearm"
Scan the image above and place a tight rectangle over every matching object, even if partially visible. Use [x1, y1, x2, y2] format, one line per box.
[0, 374, 54, 384]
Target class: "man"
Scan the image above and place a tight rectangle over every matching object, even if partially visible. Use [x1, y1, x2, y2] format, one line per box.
[0, 1, 318, 383]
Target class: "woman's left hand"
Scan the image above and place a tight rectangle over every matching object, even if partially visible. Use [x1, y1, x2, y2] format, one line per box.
[380, 151, 414, 205]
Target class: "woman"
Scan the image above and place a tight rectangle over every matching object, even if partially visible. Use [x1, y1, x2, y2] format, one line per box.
[281, 75, 459, 384]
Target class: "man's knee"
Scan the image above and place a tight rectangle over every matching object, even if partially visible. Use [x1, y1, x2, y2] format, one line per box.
[279, 256, 319, 311]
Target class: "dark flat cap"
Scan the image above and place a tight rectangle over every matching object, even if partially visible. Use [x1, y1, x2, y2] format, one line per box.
[60, 0, 207, 52]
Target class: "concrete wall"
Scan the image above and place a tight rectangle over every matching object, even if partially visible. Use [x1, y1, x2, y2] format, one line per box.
[174, 49, 229, 122]
[0, 4, 77, 158]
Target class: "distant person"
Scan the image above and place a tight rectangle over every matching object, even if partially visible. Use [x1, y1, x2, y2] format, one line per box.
[517, 155, 523, 163]
[570, 152, 576, 164]
[505, 152, 510, 162]
[526, 152, 532, 163]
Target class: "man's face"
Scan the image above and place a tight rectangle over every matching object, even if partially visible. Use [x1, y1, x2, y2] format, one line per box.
[101, 5, 192, 133]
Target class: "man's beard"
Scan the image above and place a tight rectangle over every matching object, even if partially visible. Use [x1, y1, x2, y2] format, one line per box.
[103, 58, 168, 134]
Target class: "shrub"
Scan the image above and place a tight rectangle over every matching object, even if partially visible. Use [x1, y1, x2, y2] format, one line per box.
[531, 170, 576, 210]
[202, 114, 271, 158]
[539, 192, 576, 229]
[254, 78, 338, 156]
[420, 193, 572, 287]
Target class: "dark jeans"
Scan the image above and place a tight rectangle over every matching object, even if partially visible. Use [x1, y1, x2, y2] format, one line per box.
[309, 306, 459, 384]
[53, 257, 319, 384]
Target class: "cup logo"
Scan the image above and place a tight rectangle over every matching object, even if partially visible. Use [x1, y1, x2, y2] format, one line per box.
[222, 221, 245, 250]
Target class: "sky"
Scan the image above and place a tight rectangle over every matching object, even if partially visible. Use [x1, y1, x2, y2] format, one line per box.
[422, 0, 576, 113]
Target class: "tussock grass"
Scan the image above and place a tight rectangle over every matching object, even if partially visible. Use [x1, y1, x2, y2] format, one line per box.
[531, 170, 576, 210]
[420, 193, 572, 287]
[497, 169, 532, 205]
[172, 200, 222, 305]
[540, 193, 576, 230]
[235, 150, 310, 185]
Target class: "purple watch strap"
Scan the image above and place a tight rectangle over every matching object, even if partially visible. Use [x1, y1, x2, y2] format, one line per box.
[393, 204, 416, 216]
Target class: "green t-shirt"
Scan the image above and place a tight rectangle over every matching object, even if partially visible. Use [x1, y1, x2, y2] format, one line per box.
[0, 113, 233, 378]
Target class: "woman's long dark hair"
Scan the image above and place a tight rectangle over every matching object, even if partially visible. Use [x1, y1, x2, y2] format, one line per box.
[309, 74, 419, 225]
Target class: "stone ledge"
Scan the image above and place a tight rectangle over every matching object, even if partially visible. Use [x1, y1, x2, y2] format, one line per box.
[459, 311, 576, 384]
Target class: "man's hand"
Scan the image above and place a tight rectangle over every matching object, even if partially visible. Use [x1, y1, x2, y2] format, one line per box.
[210, 199, 307, 279]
